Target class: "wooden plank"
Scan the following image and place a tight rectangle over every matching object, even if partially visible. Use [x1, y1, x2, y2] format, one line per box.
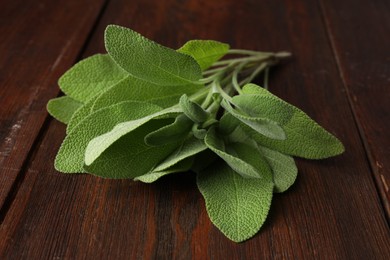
[0, 0, 107, 209]
[319, 0, 390, 218]
[1, 0, 389, 258]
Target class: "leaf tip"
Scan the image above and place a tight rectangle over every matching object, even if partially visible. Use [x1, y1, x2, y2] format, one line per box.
[104, 24, 123, 49]
[332, 137, 346, 156]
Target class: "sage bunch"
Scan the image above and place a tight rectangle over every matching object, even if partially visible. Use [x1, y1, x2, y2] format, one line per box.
[47, 25, 344, 242]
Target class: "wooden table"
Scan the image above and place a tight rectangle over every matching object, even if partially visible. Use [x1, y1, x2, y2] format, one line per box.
[1, 0, 389, 258]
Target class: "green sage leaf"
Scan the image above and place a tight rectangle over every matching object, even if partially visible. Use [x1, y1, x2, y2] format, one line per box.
[59, 54, 128, 102]
[66, 93, 103, 133]
[232, 94, 293, 125]
[144, 114, 193, 146]
[197, 161, 273, 242]
[205, 128, 264, 178]
[135, 158, 194, 183]
[192, 124, 207, 139]
[47, 96, 82, 124]
[221, 100, 286, 140]
[258, 146, 298, 193]
[179, 94, 210, 123]
[241, 84, 345, 159]
[85, 106, 182, 166]
[67, 76, 202, 133]
[240, 83, 265, 94]
[92, 76, 202, 111]
[153, 136, 207, 172]
[191, 149, 218, 173]
[222, 120, 253, 144]
[178, 40, 230, 70]
[84, 119, 178, 179]
[219, 112, 240, 135]
[55, 101, 162, 173]
[220, 118, 297, 192]
[105, 25, 202, 86]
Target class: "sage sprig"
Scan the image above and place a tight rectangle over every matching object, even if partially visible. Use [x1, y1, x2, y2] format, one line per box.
[47, 25, 344, 242]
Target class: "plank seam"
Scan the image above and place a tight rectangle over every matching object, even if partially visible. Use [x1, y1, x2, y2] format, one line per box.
[0, 117, 52, 224]
[317, 0, 390, 225]
[0, 0, 112, 225]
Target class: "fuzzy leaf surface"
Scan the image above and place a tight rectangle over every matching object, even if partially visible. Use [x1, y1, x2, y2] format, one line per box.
[47, 96, 82, 124]
[232, 94, 293, 125]
[55, 101, 162, 173]
[66, 93, 103, 133]
[59, 54, 128, 102]
[197, 161, 273, 242]
[105, 25, 202, 86]
[92, 76, 202, 111]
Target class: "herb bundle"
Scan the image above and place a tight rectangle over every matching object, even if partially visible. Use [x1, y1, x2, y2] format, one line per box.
[47, 25, 344, 242]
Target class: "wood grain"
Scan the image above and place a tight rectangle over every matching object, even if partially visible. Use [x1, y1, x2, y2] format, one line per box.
[0, 0, 107, 209]
[0, 0, 389, 258]
[319, 0, 390, 219]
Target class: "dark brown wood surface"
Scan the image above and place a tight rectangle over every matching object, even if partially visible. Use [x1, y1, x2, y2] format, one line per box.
[0, 0, 106, 210]
[319, 0, 390, 218]
[1, 0, 389, 258]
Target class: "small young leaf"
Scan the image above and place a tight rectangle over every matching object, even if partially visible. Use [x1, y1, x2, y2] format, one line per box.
[55, 101, 162, 173]
[135, 158, 194, 183]
[232, 94, 293, 125]
[178, 40, 230, 70]
[85, 106, 182, 166]
[153, 136, 207, 172]
[204, 128, 262, 178]
[84, 119, 178, 179]
[197, 161, 273, 242]
[179, 94, 210, 123]
[258, 146, 298, 193]
[59, 54, 128, 102]
[221, 100, 286, 140]
[144, 114, 193, 146]
[240, 83, 264, 94]
[105, 25, 202, 86]
[192, 124, 207, 139]
[241, 84, 344, 159]
[47, 96, 82, 124]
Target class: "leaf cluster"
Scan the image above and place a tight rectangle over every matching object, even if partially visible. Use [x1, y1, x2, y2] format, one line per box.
[47, 25, 344, 242]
